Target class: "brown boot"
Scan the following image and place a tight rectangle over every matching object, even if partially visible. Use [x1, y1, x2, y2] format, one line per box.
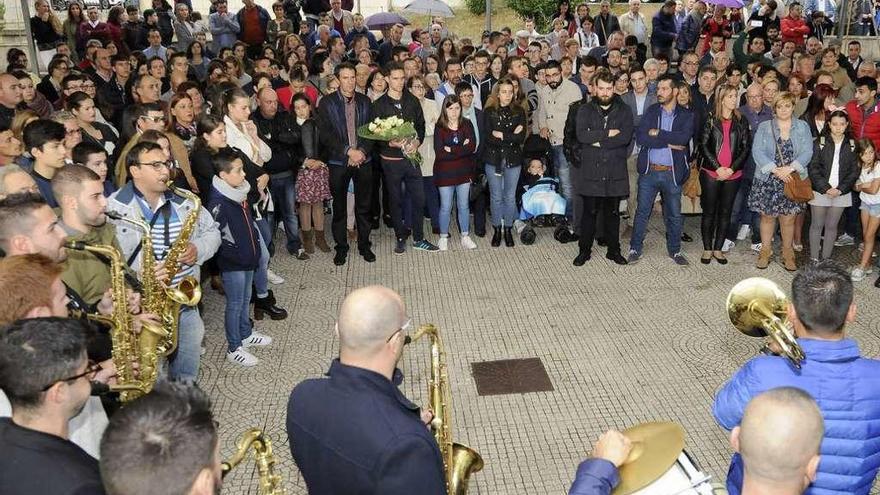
[302, 230, 315, 254]
[781, 246, 797, 272]
[315, 230, 331, 252]
[756, 246, 772, 269]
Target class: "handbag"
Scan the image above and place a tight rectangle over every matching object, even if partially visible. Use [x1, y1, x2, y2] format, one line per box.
[469, 173, 487, 202]
[682, 162, 701, 199]
[773, 126, 813, 203]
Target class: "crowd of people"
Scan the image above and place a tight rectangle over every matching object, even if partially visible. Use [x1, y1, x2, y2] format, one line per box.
[0, 0, 879, 492]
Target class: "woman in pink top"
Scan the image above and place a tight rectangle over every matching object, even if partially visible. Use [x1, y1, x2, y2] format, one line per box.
[698, 84, 752, 264]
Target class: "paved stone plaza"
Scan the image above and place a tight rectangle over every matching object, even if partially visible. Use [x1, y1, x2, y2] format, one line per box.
[198, 218, 880, 495]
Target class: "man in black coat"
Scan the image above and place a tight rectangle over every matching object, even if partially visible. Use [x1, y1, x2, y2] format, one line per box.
[315, 62, 376, 266]
[572, 69, 633, 266]
[287, 285, 446, 495]
[253, 87, 306, 258]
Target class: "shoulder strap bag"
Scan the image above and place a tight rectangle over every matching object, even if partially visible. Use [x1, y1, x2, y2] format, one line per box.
[772, 124, 813, 203]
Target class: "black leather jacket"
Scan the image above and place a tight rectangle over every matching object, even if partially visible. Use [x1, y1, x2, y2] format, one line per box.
[299, 118, 321, 161]
[808, 136, 861, 195]
[254, 109, 302, 177]
[698, 112, 751, 174]
[483, 105, 528, 168]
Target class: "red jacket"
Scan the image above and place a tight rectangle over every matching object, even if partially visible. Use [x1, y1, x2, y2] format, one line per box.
[780, 16, 810, 45]
[846, 99, 880, 151]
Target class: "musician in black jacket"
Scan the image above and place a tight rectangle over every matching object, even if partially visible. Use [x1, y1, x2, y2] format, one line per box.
[372, 62, 437, 254]
[315, 62, 375, 266]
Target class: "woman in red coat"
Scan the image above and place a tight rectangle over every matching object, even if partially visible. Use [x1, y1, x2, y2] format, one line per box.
[780, 3, 811, 46]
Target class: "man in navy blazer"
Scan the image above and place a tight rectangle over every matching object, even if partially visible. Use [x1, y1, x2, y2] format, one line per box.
[286, 286, 446, 495]
[628, 74, 694, 265]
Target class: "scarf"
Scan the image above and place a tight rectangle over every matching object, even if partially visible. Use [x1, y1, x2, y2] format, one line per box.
[212, 175, 251, 203]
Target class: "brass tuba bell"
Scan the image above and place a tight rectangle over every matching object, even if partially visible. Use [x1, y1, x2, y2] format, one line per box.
[726, 277, 805, 368]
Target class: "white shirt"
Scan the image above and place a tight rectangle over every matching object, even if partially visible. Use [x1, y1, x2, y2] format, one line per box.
[860, 164, 880, 205]
[829, 141, 841, 188]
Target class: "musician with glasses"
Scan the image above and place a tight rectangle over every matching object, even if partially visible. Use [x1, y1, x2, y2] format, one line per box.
[287, 285, 445, 495]
[99, 383, 222, 495]
[713, 260, 880, 495]
[107, 141, 220, 384]
[0, 317, 106, 495]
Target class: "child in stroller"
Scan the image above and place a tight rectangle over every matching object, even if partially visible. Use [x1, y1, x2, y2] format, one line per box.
[514, 136, 569, 245]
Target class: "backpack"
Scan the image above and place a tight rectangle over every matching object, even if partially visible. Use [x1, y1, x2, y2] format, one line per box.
[563, 98, 588, 168]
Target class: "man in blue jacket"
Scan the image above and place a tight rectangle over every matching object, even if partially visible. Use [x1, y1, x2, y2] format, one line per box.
[714, 260, 880, 495]
[286, 285, 445, 495]
[628, 75, 694, 265]
[650, 1, 678, 60]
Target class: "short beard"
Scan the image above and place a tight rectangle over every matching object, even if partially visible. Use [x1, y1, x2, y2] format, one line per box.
[596, 94, 613, 105]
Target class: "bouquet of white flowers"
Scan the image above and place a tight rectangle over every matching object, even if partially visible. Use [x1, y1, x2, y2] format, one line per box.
[358, 116, 422, 166]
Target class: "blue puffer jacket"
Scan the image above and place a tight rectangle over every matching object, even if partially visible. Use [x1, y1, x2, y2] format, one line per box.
[713, 338, 880, 495]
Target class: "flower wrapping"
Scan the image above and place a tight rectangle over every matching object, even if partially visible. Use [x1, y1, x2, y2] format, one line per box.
[357, 116, 422, 166]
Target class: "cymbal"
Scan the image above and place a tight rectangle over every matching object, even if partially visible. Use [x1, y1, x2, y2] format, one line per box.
[612, 421, 685, 495]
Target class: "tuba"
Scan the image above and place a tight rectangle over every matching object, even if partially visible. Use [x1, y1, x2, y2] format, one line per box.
[726, 277, 806, 368]
[64, 240, 168, 402]
[408, 324, 484, 495]
[221, 428, 286, 495]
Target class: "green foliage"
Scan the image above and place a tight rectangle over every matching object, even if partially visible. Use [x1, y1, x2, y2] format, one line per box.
[464, 0, 486, 16]
[505, 0, 558, 30]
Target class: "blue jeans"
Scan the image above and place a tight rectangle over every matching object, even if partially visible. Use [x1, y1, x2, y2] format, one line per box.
[268, 175, 301, 253]
[253, 227, 270, 299]
[486, 164, 521, 227]
[552, 145, 573, 219]
[630, 170, 683, 256]
[168, 306, 205, 384]
[726, 178, 761, 244]
[221, 270, 254, 352]
[439, 183, 471, 235]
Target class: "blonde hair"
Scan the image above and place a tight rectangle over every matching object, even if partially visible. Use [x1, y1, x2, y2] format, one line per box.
[713, 84, 740, 120]
[772, 91, 797, 111]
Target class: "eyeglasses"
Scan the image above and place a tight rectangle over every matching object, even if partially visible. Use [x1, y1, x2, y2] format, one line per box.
[41, 360, 102, 391]
[682, 60, 698, 66]
[137, 160, 172, 170]
[386, 318, 413, 343]
[66, 128, 81, 136]
[140, 115, 166, 123]
[82, 83, 96, 89]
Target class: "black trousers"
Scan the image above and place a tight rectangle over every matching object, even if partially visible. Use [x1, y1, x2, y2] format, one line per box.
[369, 149, 390, 221]
[579, 195, 622, 254]
[329, 162, 373, 253]
[699, 174, 740, 251]
[382, 158, 426, 241]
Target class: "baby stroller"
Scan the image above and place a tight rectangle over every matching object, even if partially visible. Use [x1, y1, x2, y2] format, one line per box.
[514, 135, 570, 245]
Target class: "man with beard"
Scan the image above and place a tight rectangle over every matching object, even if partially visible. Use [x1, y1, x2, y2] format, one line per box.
[99, 383, 222, 495]
[0, 317, 105, 494]
[571, 69, 633, 266]
[287, 285, 445, 494]
[537, 60, 583, 224]
[628, 75, 694, 265]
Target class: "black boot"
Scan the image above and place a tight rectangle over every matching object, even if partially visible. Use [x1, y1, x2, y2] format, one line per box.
[254, 290, 288, 320]
[504, 227, 514, 247]
[491, 227, 502, 247]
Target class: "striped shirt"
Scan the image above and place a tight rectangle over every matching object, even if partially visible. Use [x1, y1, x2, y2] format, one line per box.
[134, 193, 193, 287]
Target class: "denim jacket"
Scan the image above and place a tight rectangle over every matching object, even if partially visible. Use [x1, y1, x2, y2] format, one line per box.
[750, 118, 813, 182]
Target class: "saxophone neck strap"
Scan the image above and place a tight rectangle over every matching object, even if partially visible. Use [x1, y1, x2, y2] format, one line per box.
[126, 203, 169, 269]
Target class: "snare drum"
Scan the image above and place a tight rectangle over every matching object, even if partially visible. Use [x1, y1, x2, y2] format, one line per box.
[631, 451, 716, 495]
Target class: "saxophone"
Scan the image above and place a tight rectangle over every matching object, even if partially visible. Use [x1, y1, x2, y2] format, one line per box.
[135, 182, 203, 355]
[408, 324, 484, 495]
[221, 428, 286, 495]
[64, 240, 168, 402]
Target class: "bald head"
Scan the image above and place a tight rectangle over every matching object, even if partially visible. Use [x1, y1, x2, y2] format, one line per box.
[338, 286, 406, 355]
[738, 387, 823, 485]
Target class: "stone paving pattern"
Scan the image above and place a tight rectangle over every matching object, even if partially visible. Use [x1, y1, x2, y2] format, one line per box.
[197, 217, 880, 495]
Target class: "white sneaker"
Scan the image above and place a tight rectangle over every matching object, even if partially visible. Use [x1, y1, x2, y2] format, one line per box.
[438, 237, 448, 251]
[751, 242, 762, 254]
[267, 269, 285, 285]
[721, 239, 736, 253]
[227, 347, 258, 367]
[737, 225, 751, 240]
[461, 235, 477, 250]
[835, 233, 855, 247]
[852, 267, 867, 282]
[243, 331, 273, 348]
